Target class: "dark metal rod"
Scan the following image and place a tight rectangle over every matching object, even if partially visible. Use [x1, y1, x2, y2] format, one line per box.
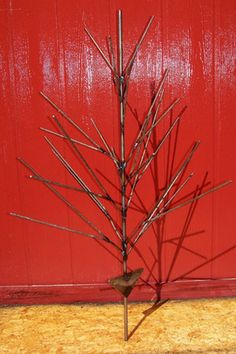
[40, 92, 101, 149]
[118, 9, 128, 342]
[128, 142, 200, 251]
[139, 86, 164, 155]
[126, 88, 165, 208]
[132, 143, 199, 242]
[122, 16, 155, 121]
[158, 172, 194, 213]
[127, 100, 160, 173]
[111, 147, 119, 163]
[107, 36, 116, 72]
[126, 116, 181, 210]
[128, 73, 168, 174]
[126, 99, 160, 203]
[130, 115, 181, 180]
[51, 115, 119, 213]
[142, 87, 165, 148]
[44, 136, 122, 241]
[40, 126, 120, 167]
[90, 118, 120, 168]
[107, 35, 119, 91]
[152, 180, 232, 222]
[128, 97, 180, 169]
[28, 174, 109, 200]
[142, 70, 168, 124]
[130, 179, 232, 254]
[125, 16, 154, 76]
[126, 71, 170, 170]
[40, 127, 105, 153]
[84, 27, 116, 74]
[143, 98, 180, 138]
[127, 173, 195, 261]
[9, 212, 120, 250]
[17, 157, 112, 242]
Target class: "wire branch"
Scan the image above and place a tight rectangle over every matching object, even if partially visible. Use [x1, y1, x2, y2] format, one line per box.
[126, 116, 181, 210]
[126, 88, 165, 209]
[130, 115, 181, 181]
[143, 98, 181, 141]
[107, 36, 117, 73]
[51, 115, 118, 210]
[121, 16, 155, 110]
[124, 16, 155, 76]
[44, 136, 122, 241]
[107, 35, 119, 92]
[28, 175, 109, 200]
[128, 141, 200, 252]
[130, 179, 232, 254]
[17, 157, 114, 243]
[10, 212, 120, 250]
[127, 70, 169, 171]
[90, 118, 120, 168]
[158, 172, 194, 213]
[152, 180, 232, 222]
[84, 27, 117, 76]
[40, 92, 101, 150]
[40, 127, 106, 154]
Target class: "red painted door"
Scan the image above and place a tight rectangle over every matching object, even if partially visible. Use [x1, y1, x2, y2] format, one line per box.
[0, 0, 235, 304]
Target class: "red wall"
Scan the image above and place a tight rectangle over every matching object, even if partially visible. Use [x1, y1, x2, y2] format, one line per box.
[0, 0, 236, 304]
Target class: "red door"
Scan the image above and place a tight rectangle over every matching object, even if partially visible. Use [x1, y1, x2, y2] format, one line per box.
[0, 0, 235, 304]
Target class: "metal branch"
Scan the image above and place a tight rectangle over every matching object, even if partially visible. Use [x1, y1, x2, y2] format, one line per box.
[124, 16, 155, 76]
[10, 212, 120, 250]
[17, 158, 113, 243]
[127, 71, 169, 172]
[126, 92, 164, 171]
[129, 115, 181, 181]
[40, 127, 106, 154]
[152, 180, 232, 222]
[158, 172, 194, 213]
[107, 36, 116, 71]
[107, 35, 119, 90]
[118, 9, 129, 342]
[143, 98, 181, 141]
[129, 172, 194, 233]
[84, 27, 117, 75]
[121, 16, 155, 116]
[131, 179, 232, 253]
[40, 92, 101, 149]
[126, 88, 165, 209]
[44, 136, 122, 241]
[51, 115, 118, 209]
[127, 116, 181, 210]
[28, 175, 109, 200]
[90, 118, 120, 168]
[128, 141, 200, 252]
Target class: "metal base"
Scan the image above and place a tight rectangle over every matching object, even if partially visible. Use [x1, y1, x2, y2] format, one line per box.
[108, 268, 143, 298]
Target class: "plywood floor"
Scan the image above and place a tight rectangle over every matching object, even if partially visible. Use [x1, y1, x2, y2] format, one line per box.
[0, 298, 235, 353]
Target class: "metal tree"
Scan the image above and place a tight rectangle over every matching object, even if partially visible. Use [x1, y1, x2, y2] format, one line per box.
[10, 10, 231, 341]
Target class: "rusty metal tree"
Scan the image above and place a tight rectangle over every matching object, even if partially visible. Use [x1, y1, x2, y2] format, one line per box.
[10, 10, 231, 341]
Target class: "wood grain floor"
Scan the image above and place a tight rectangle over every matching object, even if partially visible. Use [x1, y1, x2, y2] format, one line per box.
[0, 298, 235, 353]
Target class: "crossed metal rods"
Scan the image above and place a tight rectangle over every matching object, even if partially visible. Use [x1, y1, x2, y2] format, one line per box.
[10, 10, 231, 342]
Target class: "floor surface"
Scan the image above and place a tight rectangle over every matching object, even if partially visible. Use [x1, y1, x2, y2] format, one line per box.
[0, 297, 235, 353]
